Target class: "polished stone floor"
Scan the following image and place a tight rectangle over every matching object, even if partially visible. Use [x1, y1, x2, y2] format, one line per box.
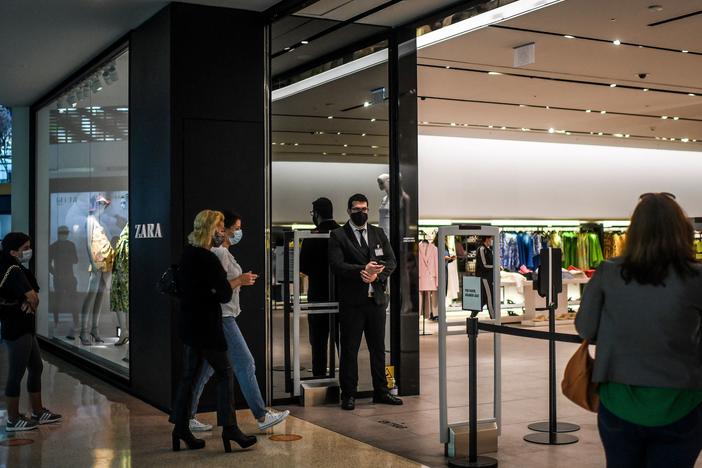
[0, 349, 424, 468]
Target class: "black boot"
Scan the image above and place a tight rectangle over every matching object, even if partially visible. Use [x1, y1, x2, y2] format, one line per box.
[221, 425, 257, 452]
[172, 428, 205, 451]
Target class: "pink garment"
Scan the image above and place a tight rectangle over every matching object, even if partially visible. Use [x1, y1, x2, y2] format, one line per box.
[418, 242, 439, 291]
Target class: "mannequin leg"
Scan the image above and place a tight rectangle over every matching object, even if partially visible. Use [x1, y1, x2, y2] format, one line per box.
[80, 272, 99, 344]
[430, 291, 438, 318]
[115, 311, 129, 346]
[89, 272, 109, 342]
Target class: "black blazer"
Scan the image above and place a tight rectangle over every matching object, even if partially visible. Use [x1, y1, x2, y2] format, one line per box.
[177, 244, 233, 351]
[328, 221, 396, 306]
[300, 219, 341, 303]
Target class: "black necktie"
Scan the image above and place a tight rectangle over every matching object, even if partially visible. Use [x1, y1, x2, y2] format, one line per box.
[357, 229, 369, 253]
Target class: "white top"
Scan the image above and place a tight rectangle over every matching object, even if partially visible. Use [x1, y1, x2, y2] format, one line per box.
[211, 246, 242, 317]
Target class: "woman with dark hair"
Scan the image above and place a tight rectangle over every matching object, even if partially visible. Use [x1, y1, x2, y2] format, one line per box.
[170, 210, 256, 453]
[576, 193, 702, 468]
[0, 232, 61, 431]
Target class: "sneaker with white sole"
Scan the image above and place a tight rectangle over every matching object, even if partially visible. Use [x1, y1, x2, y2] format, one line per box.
[6, 416, 39, 432]
[31, 408, 62, 425]
[257, 409, 290, 431]
[189, 418, 213, 432]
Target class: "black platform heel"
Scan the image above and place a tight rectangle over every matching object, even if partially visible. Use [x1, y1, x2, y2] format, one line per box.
[172, 429, 205, 451]
[222, 426, 257, 452]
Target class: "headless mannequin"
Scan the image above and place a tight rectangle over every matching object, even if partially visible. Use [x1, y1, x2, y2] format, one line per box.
[112, 223, 129, 350]
[80, 200, 114, 345]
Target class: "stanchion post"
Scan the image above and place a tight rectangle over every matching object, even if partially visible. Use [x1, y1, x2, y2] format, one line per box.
[448, 317, 498, 468]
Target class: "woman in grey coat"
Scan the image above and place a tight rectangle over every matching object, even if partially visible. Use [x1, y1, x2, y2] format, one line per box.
[576, 192, 702, 468]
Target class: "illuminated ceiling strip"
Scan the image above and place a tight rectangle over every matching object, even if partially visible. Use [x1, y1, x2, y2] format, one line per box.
[272, 49, 389, 102]
[416, 0, 564, 50]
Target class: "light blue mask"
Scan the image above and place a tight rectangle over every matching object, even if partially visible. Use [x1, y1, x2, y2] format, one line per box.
[229, 229, 243, 245]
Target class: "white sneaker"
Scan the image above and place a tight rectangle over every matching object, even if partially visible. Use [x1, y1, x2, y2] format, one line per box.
[257, 409, 290, 431]
[189, 418, 213, 432]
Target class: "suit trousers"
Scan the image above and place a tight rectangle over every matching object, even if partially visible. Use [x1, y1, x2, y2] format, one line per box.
[339, 299, 387, 397]
[171, 345, 237, 430]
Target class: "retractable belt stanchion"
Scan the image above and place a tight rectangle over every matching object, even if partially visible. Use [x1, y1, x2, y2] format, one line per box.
[523, 248, 579, 445]
[448, 316, 498, 468]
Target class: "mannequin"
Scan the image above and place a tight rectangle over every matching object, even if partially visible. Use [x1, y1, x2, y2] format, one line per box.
[111, 223, 129, 351]
[418, 236, 438, 322]
[80, 194, 115, 345]
[377, 173, 390, 237]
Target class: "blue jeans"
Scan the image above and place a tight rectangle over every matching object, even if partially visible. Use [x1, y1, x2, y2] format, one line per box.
[190, 317, 266, 419]
[598, 403, 702, 468]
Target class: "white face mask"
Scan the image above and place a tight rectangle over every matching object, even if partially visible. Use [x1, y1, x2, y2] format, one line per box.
[21, 249, 33, 263]
[229, 229, 243, 245]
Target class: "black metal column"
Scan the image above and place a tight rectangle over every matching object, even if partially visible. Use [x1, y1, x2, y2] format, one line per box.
[388, 27, 419, 397]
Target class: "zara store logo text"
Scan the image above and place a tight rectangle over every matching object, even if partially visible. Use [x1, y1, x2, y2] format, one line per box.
[134, 223, 163, 239]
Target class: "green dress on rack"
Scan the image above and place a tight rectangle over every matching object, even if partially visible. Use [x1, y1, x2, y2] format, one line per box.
[110, 224, 129, 313]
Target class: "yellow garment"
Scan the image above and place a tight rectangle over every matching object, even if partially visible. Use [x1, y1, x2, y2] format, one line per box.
[87, 215, 115, 272]
[694, 239, 702, 261]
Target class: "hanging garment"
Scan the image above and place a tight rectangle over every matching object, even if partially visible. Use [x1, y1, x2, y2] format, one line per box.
[517, 232, 535, 270]
[500, 232, 520, 271]
[418, 242, 439, 291]
[613, 233, 627, 257]
[110, 224, 129, 312]
[587, 232, 604, 268]
[549, 231, 562, 249]
[532, 233, 543, 269]
[446, 236, 460, 305]
[561, 231, 578, 268]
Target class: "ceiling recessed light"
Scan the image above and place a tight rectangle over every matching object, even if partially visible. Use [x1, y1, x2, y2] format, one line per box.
[548, 128, 555, 133]
[445, 66, 451, 69]
[682, 50, 689, 53]
[370, 118, 376, 122]
[522, 127, 530, 132]
[566, 132, 572, 135]
[363, 101, 371, 107]
[327, 115, 333, 119]
[614, 133, 624, 138]
[342, 152, 346, 155]
[598, 132, 604, 135]
[671, 138, 676, 141]
[337, 132, 341, 135]
[343, 144, 348, 147]
[301, 40, 309, 45]
[564, 35, 575, 39]
[610, 83, 617, 87]
[600, 110, 607, 114]
[371, 145, 379, 149]
[545, 106, 550, 110]
[613, 39, 621, 45]
[488, 125, 493, 129]
[519, 104, 526, 108]
[648, 5, 663, 12]
[643, 88, 649, 92]
[501, 126, 506, 130]
[625, 134, 630, 138]
[294, 143, 299, 146]
[323, 152, 327, 155]
[673, 116, 680, 120]
[450, 122, 456, 126]
[463, 123, 468, 127]
[280, 142, 286, 146]
[682, 138, 689, 142]
[361, 133, 366, 136]
[585, 109, 592, 113]
[488, 71, 502, 75]
[661, 116, 668, 119]
[689, 93, 696, 96]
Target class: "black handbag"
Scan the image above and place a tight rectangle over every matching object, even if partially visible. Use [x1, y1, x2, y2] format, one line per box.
[157, 264, 180, 298]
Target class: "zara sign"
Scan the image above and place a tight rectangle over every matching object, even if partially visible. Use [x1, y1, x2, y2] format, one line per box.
[134, 223, 163, 239]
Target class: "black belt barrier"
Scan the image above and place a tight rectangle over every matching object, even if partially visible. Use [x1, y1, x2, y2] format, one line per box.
[477, 323, 582, 344]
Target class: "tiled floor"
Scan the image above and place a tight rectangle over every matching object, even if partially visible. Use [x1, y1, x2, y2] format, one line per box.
[0, 348, 424, 468]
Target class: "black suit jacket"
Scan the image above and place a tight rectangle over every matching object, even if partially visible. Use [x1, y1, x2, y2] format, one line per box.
[300, 219, 341, 302]
[328, 221, 396, 306]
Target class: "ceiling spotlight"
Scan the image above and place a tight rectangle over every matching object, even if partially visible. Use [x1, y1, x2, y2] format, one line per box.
[501, 126, 506, 130]
[566, 132, 572, 135]
[661, 116, 668, 119]
[363, 101, 371, 107]
[342, 152, 346, 156]
[294, 143, 299, 146]
[521, 127, 530, 132]
[682, 50, 689, 53]
[614, 133, 624, 138]
[445, 66, 451, 69]
[519, 104, 526, 108]
[613, 39, 621, 45]
[322, 152, 327, 155]
[600, 110, 607, 114]
[301, 40, 309, 45]
[280, 142, 286, 146]
[361, 133, 366, 136]
[327, 116, 333, 119]
[450, 122, 456, 126]
[598, 132, 604, 135]
[343, 144, 348, 147]
[671, 138, 676, 141]
[548, 128, 555, 133]
[689, 93, 696, 96]
[371, 145, 379, 149]
[625, 134, 630, 138]
[610, 83, 617, 87]
[337, 132, 341, 135]
[370, 118, 376, 122]
[585, 109, 592, 113]
[673, 116, 680, 120]
[463, 123, 468, 127]
[272, 142, 277, 145]
[682, 138, 689, 142]
[546, 106, 550, 110]
[488, 71, 502, 75]
[564, 34, 575, 39]
[643, 88, 649, 92]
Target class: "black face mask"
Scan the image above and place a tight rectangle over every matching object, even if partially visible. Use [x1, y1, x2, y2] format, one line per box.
[350, 211, 368, 227]
[312, 213, 320, 227]
[212, 232, 225, 248]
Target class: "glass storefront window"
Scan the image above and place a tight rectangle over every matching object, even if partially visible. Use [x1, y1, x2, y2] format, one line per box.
[35, 49, 130, 375]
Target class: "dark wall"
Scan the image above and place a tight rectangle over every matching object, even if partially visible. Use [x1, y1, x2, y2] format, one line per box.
[130, 3, 265, 411]
[129, 6, 174, 410]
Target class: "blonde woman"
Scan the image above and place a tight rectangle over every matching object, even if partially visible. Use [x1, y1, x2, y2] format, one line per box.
[170, 210, 256, 453]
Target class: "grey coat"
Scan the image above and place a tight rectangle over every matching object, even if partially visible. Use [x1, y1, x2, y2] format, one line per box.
[576, 259, 702, 389]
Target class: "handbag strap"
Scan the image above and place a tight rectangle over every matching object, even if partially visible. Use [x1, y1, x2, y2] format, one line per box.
[0, 264, 20, 290]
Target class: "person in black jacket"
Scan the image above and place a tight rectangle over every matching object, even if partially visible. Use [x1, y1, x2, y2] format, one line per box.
[474, 236, 495, 318]
[0, 232, 62, 432]
[170, 210, 256, 453]
[328, 193, 401, 410]
[300, 197, 341, 377]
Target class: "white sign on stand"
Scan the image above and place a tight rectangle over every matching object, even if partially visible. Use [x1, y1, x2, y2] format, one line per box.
[462, 276, 482, 312]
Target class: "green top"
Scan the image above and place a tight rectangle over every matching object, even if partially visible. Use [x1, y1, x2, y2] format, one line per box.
[599, 382, 702, 427]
